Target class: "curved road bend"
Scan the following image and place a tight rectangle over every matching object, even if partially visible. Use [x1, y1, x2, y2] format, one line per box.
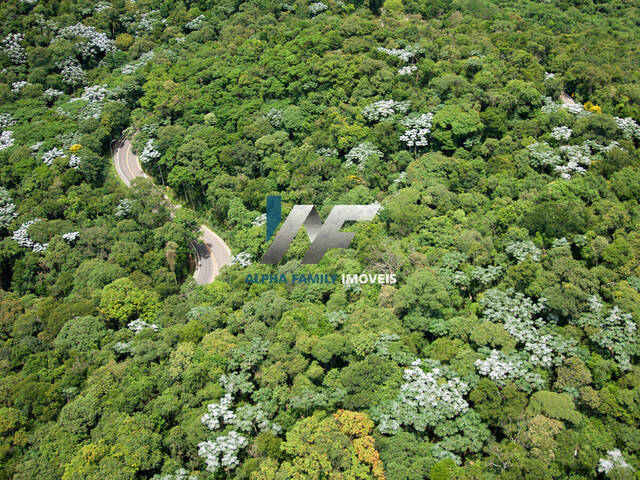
[113, 138, 232, 284]
[560, 91, 578, 106]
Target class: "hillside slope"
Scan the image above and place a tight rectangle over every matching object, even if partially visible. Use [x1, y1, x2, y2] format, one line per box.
[1, 1, 640, 479]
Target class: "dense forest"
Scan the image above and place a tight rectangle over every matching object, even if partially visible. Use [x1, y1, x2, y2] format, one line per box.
[1, 0, 640, 478]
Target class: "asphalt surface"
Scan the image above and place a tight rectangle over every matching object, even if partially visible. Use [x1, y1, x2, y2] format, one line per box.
[560, 92, 578, 105]
[113, 138, 231, 284]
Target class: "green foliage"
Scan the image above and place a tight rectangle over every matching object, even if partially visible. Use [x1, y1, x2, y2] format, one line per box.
[527, 391, 583, 425]
[555, 357, 593, 392]
[54, 316, 107, 352]
[99, 278, 160, 327]
[394, 270, 453, 333]
[1, 0, 640, 478]
[253, 410, 385, 480]
[375, 431, 434, 480]
[431, 105, 483, 151]
[429, 458, 458, 480]
[58, 394, 100, 436]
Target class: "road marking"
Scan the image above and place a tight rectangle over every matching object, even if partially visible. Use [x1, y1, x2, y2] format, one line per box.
[114, 142, 130, 186]
[123, 142, 137, 183]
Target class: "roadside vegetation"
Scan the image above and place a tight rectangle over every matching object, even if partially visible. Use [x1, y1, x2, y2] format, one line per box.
[1, 0, 640, 478]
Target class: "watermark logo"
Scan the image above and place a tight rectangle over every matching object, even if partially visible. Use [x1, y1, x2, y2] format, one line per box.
[261, 196, 379, 264]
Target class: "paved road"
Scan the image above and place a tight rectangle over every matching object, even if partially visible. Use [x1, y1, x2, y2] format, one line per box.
[113, 138, 231, 284]
[560, 91, 578, 106]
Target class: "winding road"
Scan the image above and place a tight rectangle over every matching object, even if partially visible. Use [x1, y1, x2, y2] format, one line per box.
[560, 91, 578, 106]
[110, 91, 574, 283]
[113, 138, 231, 284]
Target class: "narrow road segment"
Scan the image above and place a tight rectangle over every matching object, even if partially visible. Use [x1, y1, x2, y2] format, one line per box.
[113, 137, 231, 284]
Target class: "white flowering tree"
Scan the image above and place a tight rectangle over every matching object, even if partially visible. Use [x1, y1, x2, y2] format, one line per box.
[11, 81, 30, 94]
[68, 154, 81, 169]
[480, 289, 577, 367]
[470, 265, 503, 289]
[62, 231, 79, 243]
[266, 108, 282, 128]
[377, 44, 424, 63]
[185, 14, 206, 30]
[393, 171, 407, 185]
[66, 84, 111, 119]
[505, 240, 541, 263]
[377, 44, 424, 79]
[56, 58, 86, 89]
[198, 432, 248, 472]
[115, 199, 131, 218]
[11, 219, 48, 252]
[0, 113, 15, 129]
[54, 23, 115, 61]
[398, 65, 417, 76]
[28, 142, 43, 159]
[42, 147, 66, 166]
[231, 251, 252, 267]
[309, 2, 328, 16]
[139, 138, 161, 164]
[344, 141, 382, 170]
[198, 375, 280, 473]
[373, 359, 489, 463]
[556, 144, 592, 179]
[121, 51, 155, 75]
[399, 113, 433, 157]
[551, 237, 570, 248]
[527, 142, 561, 169]
[0, 130, 15, 151]
[614, 116, 640, 140]
[475, 349, 544, 392]
[43, 88, 64, 102]
[550, 126, 572, 142]
[598, 449, 635, 476]
[528, 137, 618, 180]
[374, 359, 470, 434]
[562, 102, 592, 118]
[1, 33, 26, 64]
[577, 296, 639, 371]
[361, 99, 410, 123]
[540, 96, 591, 118]
[137, 11, 166, 33]
[113, 341, 132, 355]
[201, 394, 236, 431]
[315, 147, 337, 159]
[0, 187, 18, 229]
[152, 468, 198, 480]
[251, 213, 266, 226]
[127, 318, 160, 333]
[540, 96, 561, 114]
